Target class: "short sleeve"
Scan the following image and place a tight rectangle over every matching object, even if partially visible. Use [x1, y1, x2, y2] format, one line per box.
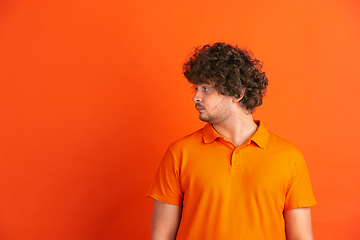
[284, 154, 317, 210]
[147, 147, 183, 206]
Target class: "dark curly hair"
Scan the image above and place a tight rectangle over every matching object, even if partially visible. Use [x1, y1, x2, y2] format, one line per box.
[183, 42, 268, 113]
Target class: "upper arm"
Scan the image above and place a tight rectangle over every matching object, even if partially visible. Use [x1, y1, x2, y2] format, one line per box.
[151, 199, 182, 240]
[284, 207, 314, 240]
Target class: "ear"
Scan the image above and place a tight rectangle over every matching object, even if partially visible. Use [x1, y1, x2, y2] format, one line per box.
[233, 88, 245, 103]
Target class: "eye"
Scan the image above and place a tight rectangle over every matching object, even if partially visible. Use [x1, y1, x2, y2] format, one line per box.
[203, 87, 209, 92]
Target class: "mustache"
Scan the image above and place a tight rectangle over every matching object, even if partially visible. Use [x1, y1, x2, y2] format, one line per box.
[195, 103, 205, 109]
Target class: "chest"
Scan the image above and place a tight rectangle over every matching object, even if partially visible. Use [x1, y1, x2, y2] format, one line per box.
[179, 143, 293, 199]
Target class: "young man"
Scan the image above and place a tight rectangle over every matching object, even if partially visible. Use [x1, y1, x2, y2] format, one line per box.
[148, 43, 316, 240]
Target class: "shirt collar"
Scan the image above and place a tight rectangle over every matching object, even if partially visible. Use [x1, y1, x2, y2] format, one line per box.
[250, 120, 270, 149]
[202, 120, 270, 149]
[202, 123, 220, 143]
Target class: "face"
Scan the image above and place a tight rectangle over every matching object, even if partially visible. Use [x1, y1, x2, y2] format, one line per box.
[192, 84, 235, 124]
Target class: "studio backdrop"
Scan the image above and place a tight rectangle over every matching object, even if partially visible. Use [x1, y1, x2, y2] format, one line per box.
[0, 0, 359, 239]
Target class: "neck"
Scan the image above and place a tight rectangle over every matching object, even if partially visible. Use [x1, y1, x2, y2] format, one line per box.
[212, 112, 258, 147]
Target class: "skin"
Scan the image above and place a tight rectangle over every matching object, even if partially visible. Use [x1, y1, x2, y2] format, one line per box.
[193, 84, 234, 124]
[193, 84, 257, 147]
[151, 200, 182, 240]
[151, 84, 314, 240]
[284, 207, 314, 240]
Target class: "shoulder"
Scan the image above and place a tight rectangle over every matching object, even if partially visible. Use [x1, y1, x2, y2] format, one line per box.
[168, 127, 204, 152]
[266, 130, 304, 160]
[264, 131, 310, 178]
[161, 127, 205, 167]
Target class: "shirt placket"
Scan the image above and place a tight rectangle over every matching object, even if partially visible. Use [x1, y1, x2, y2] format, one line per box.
[230, 141, 252, 168]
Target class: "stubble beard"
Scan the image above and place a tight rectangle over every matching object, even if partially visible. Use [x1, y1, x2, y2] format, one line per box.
[198, 102, 232, 125]
[199, 111, 228, 124]
[199, 112, 212, 123]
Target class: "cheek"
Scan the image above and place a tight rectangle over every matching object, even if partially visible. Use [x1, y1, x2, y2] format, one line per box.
[222, 98, 235, 111]
[212, 97, 229, 110]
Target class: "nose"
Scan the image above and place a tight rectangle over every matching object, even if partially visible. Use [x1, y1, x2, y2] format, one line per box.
[193, 89, 202, 103]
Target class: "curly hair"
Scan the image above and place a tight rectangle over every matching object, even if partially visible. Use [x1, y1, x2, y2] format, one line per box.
[183, 42, 268, 113]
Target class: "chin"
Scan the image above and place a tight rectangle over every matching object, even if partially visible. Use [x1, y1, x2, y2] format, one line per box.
[199, 117, 212, 123]
[199, 117, 208, 122]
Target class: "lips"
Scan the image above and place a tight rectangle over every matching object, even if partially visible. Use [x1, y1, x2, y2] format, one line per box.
[195, 103, 205, 111]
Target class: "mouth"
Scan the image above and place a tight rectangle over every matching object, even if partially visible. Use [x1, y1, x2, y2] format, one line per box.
[195, 104, 205, 112]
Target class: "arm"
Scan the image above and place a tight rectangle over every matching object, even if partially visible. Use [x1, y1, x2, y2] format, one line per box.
[151, 199, 182, 240]
[284, 207, 314, 240]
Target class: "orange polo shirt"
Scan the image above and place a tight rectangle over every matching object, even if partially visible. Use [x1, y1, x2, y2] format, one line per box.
[148, 121, 316, 240]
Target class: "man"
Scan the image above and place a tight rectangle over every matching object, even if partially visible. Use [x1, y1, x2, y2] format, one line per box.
[148, 42, 316, 240]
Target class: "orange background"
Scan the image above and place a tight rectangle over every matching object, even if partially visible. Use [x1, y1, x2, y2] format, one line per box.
[1, 0, 359, 239]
